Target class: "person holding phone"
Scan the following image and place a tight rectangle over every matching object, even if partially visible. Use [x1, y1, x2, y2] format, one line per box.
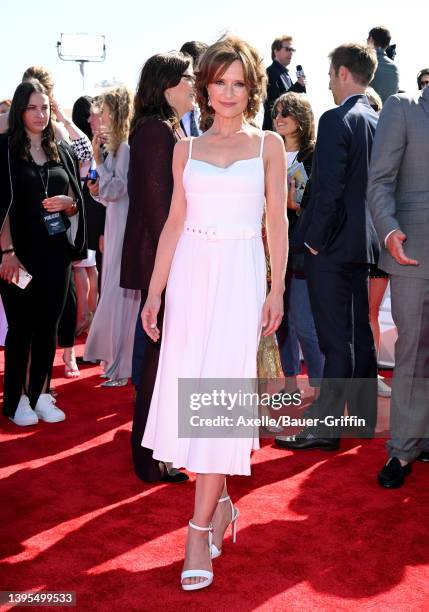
[0, 79, 86, 426]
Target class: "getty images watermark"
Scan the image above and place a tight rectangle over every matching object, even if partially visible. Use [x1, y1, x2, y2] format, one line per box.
[178, 378, 373, 439]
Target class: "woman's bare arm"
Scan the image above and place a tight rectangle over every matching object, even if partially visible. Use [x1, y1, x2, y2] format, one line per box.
[262, 131, 289, 336]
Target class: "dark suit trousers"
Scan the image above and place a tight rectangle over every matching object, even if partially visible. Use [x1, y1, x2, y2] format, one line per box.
[304, 253, 377, 437]
[130, 294, 165, 482]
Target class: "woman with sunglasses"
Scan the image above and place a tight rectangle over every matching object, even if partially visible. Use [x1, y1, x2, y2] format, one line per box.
[121, 52, 196, 483]
[272, 92, 324, 407]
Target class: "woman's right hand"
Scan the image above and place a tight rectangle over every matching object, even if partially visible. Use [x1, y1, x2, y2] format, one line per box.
[0, 252, 25, 284]
[141, 294, 162, 341]
[92, 132, 108, 165]
[287, 181, 300, 210]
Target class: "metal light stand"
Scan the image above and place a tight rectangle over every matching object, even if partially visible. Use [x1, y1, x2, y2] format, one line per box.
[57, 33, 106, 90]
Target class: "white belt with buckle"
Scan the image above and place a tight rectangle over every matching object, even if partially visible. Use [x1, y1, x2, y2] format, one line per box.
[184, 225, 261, 241]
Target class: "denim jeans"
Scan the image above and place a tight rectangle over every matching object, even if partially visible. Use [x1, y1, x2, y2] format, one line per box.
[277, 277, 324, 387]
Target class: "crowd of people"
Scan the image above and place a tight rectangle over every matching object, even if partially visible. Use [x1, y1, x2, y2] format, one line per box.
[0, 25, 428, 591]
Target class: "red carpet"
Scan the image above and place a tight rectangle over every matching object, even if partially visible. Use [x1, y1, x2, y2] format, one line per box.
[1, 344, 429, 611]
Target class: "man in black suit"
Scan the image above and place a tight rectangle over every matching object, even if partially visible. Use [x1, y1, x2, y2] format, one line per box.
[277, 43, 380, 450]
[262, 35, 306, 130]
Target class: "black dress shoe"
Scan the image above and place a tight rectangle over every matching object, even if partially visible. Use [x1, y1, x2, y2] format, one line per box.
[275, 428, 339, 451]
[76, 357, 100, 366]
[378, 457, 412, 488]
[417, 451, 429, 462]
[161, 468, 189, 483]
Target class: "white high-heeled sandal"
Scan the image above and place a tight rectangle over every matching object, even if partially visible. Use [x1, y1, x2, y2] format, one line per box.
[181, 521, 214, 591]
[211, 495, 239, 559]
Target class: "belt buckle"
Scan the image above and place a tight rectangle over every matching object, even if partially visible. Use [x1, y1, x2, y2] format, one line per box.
[206, 226, 217, 242]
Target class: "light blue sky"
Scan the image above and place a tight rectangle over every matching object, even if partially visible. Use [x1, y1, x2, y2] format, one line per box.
[2, 1, 427, 120]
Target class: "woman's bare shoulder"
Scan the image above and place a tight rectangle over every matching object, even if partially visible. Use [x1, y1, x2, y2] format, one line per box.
[262, 130, 285, 159]
[174, 137, 191, 157]
[172, 138, 192, 170]
[262, 130, 284, 147]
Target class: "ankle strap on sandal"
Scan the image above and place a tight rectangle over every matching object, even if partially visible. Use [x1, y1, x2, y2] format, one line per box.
[218, 496, 230, 503]
[188, 520, 213, 532]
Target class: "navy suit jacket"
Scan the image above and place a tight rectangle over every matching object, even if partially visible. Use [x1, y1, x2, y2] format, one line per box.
[293, 95, 380, 264]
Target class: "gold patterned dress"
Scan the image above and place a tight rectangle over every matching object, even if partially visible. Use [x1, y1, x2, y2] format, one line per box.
[257, 214, 284, 379]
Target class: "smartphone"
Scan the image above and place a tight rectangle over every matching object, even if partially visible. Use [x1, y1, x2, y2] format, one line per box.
[11, 268, 32, 289]
[87, 168, 98, 182]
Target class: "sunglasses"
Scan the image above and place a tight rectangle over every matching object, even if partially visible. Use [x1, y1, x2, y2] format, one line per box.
[281, 46, 296, 52]
[271, 106, 291, 120]
[182, 73, 196, 84]
[421, 80, 429, 87]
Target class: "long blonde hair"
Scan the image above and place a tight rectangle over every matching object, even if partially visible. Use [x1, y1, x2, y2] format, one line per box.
[99, 86, 133, 153]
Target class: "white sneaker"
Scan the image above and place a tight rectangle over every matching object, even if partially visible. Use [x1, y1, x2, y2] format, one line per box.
[9, 395, 38, 426]
[35, 394, 66, 423]
[377, 376, 392, 398]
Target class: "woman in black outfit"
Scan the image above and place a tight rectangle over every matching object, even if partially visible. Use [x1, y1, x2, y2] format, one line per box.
[71, 96, 104, 327]
[57, 96, 105, 376]
[0, 79, 86, 426]
[120, 52, 195, 482]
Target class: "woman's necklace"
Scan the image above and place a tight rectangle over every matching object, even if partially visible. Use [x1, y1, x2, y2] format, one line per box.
[30, 139, 43, 152]
[34, 162, 50, 199]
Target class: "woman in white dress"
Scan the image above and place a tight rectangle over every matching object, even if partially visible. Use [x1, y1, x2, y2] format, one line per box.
[141, 36, 288, 590]
[85, 87, 140, 385]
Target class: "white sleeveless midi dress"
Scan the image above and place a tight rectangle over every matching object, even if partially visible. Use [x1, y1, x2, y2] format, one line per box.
[142, 133, 267, 475]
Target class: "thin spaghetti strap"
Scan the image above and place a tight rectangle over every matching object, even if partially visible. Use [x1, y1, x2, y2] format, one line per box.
[188, 137, 194, 160]
[259, 131, 265, 158]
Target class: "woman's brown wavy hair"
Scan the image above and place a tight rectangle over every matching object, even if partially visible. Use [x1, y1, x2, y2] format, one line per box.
[195, 35, 267, 129]
[273, 92, 315, 160]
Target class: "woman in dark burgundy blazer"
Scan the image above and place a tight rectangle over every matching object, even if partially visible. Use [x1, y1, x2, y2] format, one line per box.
[120, 52, 196, 482]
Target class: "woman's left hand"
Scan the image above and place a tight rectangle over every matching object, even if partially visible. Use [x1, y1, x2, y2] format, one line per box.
[42, 195, 74, 212]
[261, 290, 284, 337]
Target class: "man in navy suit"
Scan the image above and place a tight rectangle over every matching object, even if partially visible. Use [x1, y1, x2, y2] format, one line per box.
[262, 35, 306, 130]
[277, 43, 380, 450]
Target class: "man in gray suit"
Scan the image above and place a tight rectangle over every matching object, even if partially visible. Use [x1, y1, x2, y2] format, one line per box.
[367, 26, 399, 103]
[367, 85, 429, 488]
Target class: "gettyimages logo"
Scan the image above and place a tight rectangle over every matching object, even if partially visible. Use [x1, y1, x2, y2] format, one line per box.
[188, 389, 302, 411]
[178, 378, 303, 438]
